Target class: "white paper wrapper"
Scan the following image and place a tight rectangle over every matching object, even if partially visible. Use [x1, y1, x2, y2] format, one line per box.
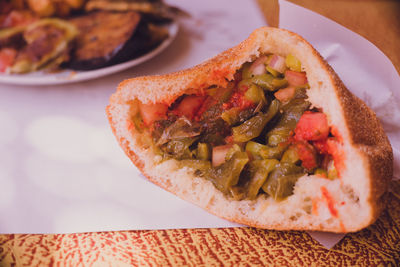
[279, 0, 400, 180]
[279, 0, 400, 248]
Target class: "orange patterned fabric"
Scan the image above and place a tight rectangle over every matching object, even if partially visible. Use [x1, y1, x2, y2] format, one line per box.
[1, 181, 399, 266]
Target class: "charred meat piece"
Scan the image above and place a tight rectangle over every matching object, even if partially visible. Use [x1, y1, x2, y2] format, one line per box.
[0, 27, 25, 49]
[67, 11, 168, 70]
[0, 9, 39, 48]
[10, 18, 77, 73]
[85, 0, 189, 22]
[1, 10, 38, 29]
[67, 11, 140, 70]
[25, 0, 86, 17]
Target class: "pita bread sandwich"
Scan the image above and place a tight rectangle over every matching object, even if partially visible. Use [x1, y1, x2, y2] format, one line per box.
[107, 27, 393, 233]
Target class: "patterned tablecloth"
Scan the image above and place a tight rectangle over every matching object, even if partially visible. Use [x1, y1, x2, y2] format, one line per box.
[1, 1, 399, 266]
[1, 180, 399, 265]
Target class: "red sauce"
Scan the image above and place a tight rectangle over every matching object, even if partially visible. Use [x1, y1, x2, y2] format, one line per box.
[316, 172, 327, 178]
[312, 139, 329, 154]
[126, 119, 134, 131]
[327, 139, 345, 174]
[195, 96, 217, 120]
[224, 135, 234, 144]
[340, 221, 346, 232]
[312, 198, 319, 215]
[211, 68, 231, 80]
[313, 138, 345, 176]
[293, 111, 345, 177]
[294, 141, 318, 170]
[321, 186, 338, 218]
[330, 125, 343, 142]
[222, 90, 255, 110]
[233, 71, 242, 82]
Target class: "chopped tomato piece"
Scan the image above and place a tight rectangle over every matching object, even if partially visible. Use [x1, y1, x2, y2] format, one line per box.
[212, 144, 232, 167]
[285, 70, 307, 86]
[173, 95, 206, 120]
[294, 112, 329, 141]
[274, 86, 295, 103]
[2, 10, 37, 28]
[139, 102, 168, 126]
[294, 141, 318, 170]
[0, 48, 17, 72]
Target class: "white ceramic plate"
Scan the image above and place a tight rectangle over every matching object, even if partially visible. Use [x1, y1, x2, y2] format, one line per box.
[0, 21, 178, 86]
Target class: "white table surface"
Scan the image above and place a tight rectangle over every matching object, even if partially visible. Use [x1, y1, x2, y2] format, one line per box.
[0, 0, 267, 234]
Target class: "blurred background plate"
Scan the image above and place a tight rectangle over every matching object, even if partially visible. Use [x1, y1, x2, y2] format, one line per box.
[0, 21, 178, 86]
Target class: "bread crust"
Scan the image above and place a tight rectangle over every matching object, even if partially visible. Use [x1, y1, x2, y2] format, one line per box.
[323, 65, 393, 225]
[107, 27, 393, 232]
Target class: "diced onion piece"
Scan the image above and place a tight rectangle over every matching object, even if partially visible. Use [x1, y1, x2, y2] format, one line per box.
[285, 70, 307, 86]
[212, 144, 232, 167]
[249, 56, 268, 76]
[274, 86, 295, 103]
[139, 102, 168, 126]
[268, 55, 286, 73]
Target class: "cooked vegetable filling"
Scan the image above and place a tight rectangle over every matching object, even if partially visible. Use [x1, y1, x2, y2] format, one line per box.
[131, 53, 342, 201]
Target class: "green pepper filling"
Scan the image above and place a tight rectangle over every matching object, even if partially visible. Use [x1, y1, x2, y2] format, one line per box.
[131, 53, 341, 201]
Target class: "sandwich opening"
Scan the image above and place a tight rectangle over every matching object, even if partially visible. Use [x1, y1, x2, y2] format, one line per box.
[126, 53, 345, 203]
